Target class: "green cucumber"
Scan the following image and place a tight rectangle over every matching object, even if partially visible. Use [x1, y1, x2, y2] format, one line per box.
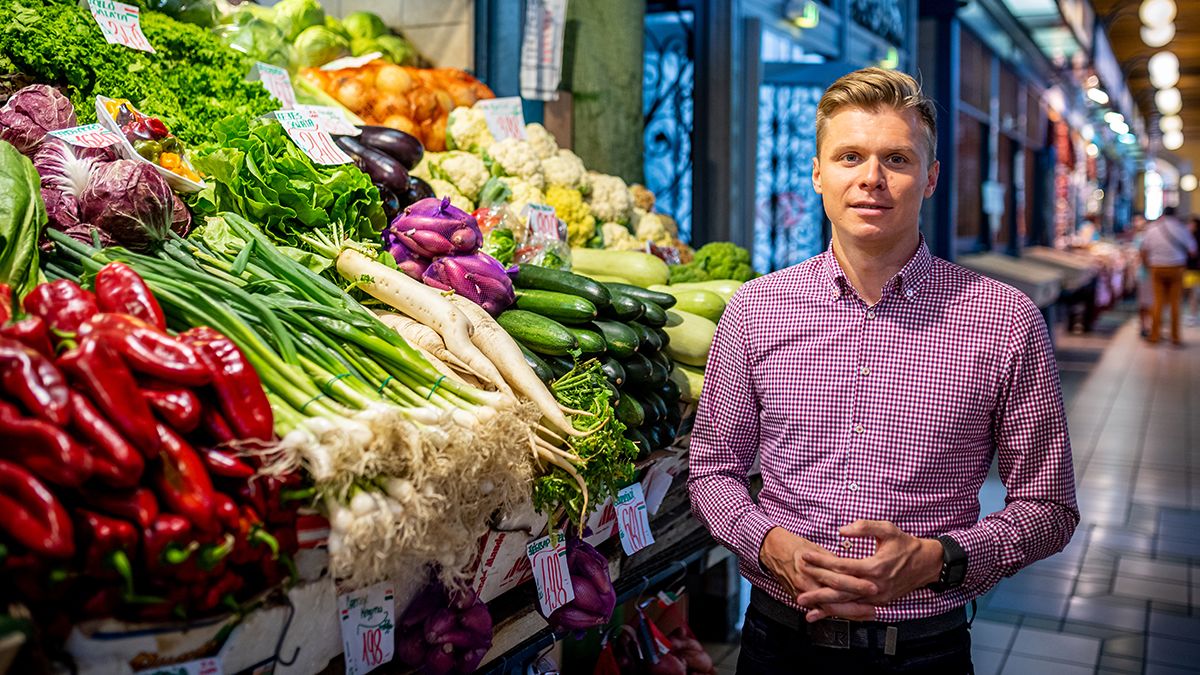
[566, 326, 606, 353]
[514, 263, 611, 308]
[513, 289, 598, 323]
[658, 376, 682, 403]
[545, 355, 575, 380]
[652, 326, 670, 349]
[602, 378, 621, 405]
[615, 393, 645, 428]
[628, 321, 662, 353]
[642, 390, 669, 423]
[496, 310, 578, 356]
[519, 343, 554, 384]
[599, 357, 626, 386]
[603, 282, 677, 309]
[624, 427, 652, 458]
[603, 290, 645, 321]
[640, 300, 668, 328]
[621, 352, 656, 389]
[591, 320, 638, 358]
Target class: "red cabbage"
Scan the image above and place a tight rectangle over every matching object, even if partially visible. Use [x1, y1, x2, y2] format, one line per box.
[33, 137, 115, 232]
[79, 160, 174, 252]
[0, 85, 75, 155]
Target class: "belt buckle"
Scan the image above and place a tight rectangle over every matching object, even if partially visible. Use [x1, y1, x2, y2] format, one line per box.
[811, 618, 851, 649]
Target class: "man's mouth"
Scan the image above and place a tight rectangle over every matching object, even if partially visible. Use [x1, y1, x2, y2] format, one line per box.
[850, 202, 892, 212]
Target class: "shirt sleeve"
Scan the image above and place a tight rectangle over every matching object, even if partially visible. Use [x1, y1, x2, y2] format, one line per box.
[946, 295, 1080, 594]
[686, 289, 777, 568]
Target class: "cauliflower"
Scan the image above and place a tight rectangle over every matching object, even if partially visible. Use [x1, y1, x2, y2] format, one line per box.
[544, 185, 597, 247]
[446, 107, 495, 152]
[524, 122, 559, 159]
[630, 183, 656, 212]
[434, 151, 489, 201]
[601, 222, 643, 251]
[409, 151, 444, 183]
[585, 172, 634, 225]
[541, 149, 587, 191]
[634, 211, 674, 247]
[498, 176, 545, 217]
[426, 178, 476, 213]
[487, 138, 545, 189]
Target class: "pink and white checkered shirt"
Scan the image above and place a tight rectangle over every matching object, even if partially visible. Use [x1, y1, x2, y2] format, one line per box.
[687, 240, 1079, 622]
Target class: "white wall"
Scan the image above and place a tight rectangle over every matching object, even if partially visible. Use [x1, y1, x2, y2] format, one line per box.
[323, 0, 476, 70]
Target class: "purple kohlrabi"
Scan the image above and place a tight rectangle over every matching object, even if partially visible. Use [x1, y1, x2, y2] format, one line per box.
[388, 196, 483, 258]
[422, 252, 516, 316]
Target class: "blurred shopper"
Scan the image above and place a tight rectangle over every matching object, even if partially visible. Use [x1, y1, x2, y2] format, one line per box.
[1140, 206, 1197, 345]
[1185, 217, 1200, 326]
[689, 68, 1078, 675]
[1130, 215, 1155, 336]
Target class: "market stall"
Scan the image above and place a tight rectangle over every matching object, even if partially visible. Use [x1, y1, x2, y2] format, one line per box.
[0, 1, 752, 672]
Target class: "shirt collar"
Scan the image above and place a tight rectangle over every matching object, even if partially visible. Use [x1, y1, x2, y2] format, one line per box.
[821, 235, 933, 303]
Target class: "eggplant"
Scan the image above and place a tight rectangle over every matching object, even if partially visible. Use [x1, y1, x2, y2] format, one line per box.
[378, 184, 403, 222]
[403, 176, 435, 205]
[358, 125, 425, 169]
[334, 135, 409, 193]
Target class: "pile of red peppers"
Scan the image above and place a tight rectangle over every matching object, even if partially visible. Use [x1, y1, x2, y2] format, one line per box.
[0, 263, 311, 630]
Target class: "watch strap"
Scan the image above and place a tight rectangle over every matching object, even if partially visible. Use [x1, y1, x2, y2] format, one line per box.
[929, 535, 968, 592]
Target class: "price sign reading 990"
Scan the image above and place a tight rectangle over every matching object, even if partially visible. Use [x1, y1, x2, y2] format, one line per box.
[526, 531, 574, 616]
[274, 111, 352, 166]
[88, 0, 154, 53]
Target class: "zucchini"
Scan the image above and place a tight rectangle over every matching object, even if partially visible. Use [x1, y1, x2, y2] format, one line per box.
[652, 326, 670, 349]
[519, 343, 554, 384]
[628, 321, 662, 353]
[644, 421, 671, 450]
[658, 376, 682, 404]
[545, 355, 574, 380]
[670, 364, 704, 403]
[602, 378, 621, 406]
[565, 326, 606, 353]
[591, 320, 638, 358]
[570, 248, 670, 288]
[641, 391, 669, 423]
[496, 310, 578, 356]
[599, 357, 626, 387]
[621, 352, 656, 389]
[638, 396, 662, 423]
[615, 393, 645, 428]
[639, 300, 668, 327]
[649, 285, 725, 323]
[624, 427, 652, 459]
[603, 282, 677, 309]
[662, 309, 717, 367]
[662, 279, 745, 303]
[603, 291, 645, 322]
[514, 263, 611, 308]
[664, 399, 682, 428]
[648, 349, 673, 373]
[513, 289, 598, 324]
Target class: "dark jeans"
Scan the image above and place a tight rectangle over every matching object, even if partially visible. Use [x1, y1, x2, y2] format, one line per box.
[736, 605, 974, 674]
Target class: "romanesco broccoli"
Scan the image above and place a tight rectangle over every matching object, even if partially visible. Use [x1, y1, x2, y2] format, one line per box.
[668, 241, 756, 283]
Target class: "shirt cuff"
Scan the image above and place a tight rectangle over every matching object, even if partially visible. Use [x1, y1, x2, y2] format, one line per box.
[945, 526, 997, 590]
[739, 509, 778, 574]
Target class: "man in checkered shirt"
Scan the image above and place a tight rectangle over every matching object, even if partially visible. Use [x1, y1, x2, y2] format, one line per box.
[688, 68, 1078, 674]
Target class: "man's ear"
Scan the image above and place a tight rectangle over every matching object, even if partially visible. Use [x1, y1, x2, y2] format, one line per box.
[812, 156, 822, 194]
[924, 160, 940, 198]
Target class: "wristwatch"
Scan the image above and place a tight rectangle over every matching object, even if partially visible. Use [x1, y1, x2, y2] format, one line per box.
[928, 535, 968, 592]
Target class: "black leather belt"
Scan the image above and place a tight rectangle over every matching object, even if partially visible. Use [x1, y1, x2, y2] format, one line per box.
[750, 587, 966, 654]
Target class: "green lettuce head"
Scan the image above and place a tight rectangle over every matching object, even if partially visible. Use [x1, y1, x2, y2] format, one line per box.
[290, 25, 351, 69]
[271, 0, 324, 41]
[342, 11, 388, 40]
[375, 34, 419, 66]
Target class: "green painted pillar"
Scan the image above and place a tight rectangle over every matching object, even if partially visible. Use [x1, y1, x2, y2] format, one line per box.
[562, 0, 644, 184]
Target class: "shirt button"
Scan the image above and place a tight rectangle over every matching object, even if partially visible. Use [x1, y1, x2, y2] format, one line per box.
[840, 540, 853, 550]
[905, 288, 915, 298]
[860, 366, 871, 376]
[866, 310, 875, 319]
[853, 424, 865, 434]
[848, 482, 858, 492]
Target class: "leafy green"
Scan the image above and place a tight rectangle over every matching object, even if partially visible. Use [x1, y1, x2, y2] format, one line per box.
[668, 241, 757, 283]
[188, 116, 385, 259]
[0, 0, 277, 146]
[481, 227, 515, 267]
[0, 139, 46, 297]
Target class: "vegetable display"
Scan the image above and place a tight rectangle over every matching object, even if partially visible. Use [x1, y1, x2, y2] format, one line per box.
[0, 139, 46, 299]
[396, 581, 493, 674]
[541, 534, 617, 633]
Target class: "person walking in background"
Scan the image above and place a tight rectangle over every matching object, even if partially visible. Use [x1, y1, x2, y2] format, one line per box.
[1184, 217, 1200, 326]
[1129, 215, 1155, 336]
[1140, 206, 1197, 345]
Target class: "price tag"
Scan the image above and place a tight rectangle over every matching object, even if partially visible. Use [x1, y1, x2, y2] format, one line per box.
[337, 581, 396, 675]
[526, 530, 574, 616]
[475, 97, 527, 141]
[251, 63, 297, 110]
[274, 110, 352, 165]
[134, 657, 222, 675]
[297, 104, 361, 136]
[47, 123, 123, 149]
[88, 0, 154, 53]
[616, 483, 655, 555]
[321, 52, 384, 71]
[523, 204, 562, 239]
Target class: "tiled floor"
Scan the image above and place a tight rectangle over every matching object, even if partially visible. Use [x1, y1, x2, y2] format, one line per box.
[704, 306, 1200, 674]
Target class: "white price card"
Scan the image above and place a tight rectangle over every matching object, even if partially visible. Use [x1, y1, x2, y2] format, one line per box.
[475, 96, 527, 141]
[251, 63, 297, 110]
[297, 104, 361, 136]
[526, 530, 574, 616]
[321, 52, 384, 71]
[47, 123, 123, 149]
[274, 110, 352, 165]
[134, 657, 222, 675]
[616, 483, 655, 555]
[337, 581, 396, 675]
[88, 0, 154, 53]
[523, 203, 562, 239]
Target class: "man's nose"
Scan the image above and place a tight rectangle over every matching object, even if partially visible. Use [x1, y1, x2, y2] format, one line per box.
[859, 157, 885, 190]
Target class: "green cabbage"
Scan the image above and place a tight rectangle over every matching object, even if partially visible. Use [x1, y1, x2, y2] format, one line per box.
[290, 25, 350, 69]
[342, 11, 387, 40]
[271, 0, 324, 42]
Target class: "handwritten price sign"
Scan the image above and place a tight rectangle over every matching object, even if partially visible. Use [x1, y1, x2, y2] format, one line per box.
[523, 204, 563, 240]
[337, 581, 396, 675]
[253, 63, 297, 109]
[47, 124, 123, 149]
[526, 531, 574, 616]
[475, 97, 527, 141]
[298, 104, 361, 136]
[616, 483, 655, 555]
[88, 0, 154, 53]
[274, 111, 352, 165]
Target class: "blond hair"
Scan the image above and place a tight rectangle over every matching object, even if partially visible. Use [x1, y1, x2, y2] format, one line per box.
[815, 68, 938, 164]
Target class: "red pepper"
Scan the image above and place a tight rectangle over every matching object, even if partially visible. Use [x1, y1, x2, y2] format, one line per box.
[0, 336, 71, 425]
[201, 447, 256, 479]
[82, 486, 159, 529]
[76, 510, 152, 603]
[179, 327, 273, 440]
[58, 336, 160, 455]
[69, 392, 144, 488]
[79, 314, 210, 387]
[0, 283, 11, 323]
[199, 402, 236, 444]
[94, 263, 166, 330]
[140, 381, 202, 433]
[236, 479, 269, 519]
[150, 424, 217, 535]
[1, 316, 55, 357]
[0, 400, 93, 487]
[213, 492, 240, 532]
[142, 514, 196, 575]
[23, 280, 99, 337]
[80, 587, 122, 619]
[193, 568, 244, 614]
[0, 460, 75, 558]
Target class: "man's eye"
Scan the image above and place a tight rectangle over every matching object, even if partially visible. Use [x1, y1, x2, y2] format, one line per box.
[888, 155, 908, 164]
[842, 153, 859, 162]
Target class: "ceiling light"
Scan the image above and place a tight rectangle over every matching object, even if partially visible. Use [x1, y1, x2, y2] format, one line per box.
[1087, 88, 1109, 105]
[1160, 115, 1183, 133]
[1086, 143, 1099, 157]
[1182, 174, 1198, 192]
[1141, 22, 1175, 48]
[1163, 130, 1183, 150]
[1148, 51, 1180, 89]
[1156, 88, 1182, 115]
[1111, 121, 1130, 135]
[1140, 0, 1176, 27]
[1104, 111, 1125, 125]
